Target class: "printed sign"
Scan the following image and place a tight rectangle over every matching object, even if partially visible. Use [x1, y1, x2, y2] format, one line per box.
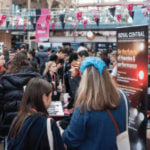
[117, 25, 148, 150]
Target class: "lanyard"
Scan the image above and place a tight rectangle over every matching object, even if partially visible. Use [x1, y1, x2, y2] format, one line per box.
[50, 73, 56, 89]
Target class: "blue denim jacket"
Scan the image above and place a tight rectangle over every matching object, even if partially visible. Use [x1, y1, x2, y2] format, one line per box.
[62, 92, 129, 150]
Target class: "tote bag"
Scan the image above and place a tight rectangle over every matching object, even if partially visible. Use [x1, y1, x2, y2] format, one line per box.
[107, 90, 130, 150]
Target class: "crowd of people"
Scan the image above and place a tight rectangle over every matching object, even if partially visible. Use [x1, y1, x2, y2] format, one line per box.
[0, 43, 129, 150]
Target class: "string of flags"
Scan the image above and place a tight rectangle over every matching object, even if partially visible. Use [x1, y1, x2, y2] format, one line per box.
[0, 4, 150, 30]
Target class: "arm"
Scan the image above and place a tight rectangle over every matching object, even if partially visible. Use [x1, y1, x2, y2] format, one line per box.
[62, 107, 88, 148]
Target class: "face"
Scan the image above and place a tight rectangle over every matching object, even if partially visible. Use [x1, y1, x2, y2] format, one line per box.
[110, 56, 116, 63]
[43, 92, 52, 109]
[27, 53, 32, 59]
[70, 67, 78, 77]
[0, 55, 5, 67]
[58, 52, 66, 59]
[49, 63, 57, 73]
[57, 63, 63, 69]
[9, 53, 15, 61]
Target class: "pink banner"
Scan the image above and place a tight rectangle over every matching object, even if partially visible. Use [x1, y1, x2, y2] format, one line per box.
[36, 9, 50, 42]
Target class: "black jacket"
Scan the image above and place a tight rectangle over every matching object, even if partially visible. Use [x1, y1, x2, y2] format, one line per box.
[0, 67, 40, 136]
[43, 72, 60, 101]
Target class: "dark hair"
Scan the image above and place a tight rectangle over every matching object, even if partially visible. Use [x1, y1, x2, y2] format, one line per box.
[10, 78, 52, 138]
[20, 44, 26, 49]
[39, 45, 44, 50]
[7, 53, 30, 74]
[49, 54, 58, 62]
[80, 43, 85, 47]
[47, 47, 52, 52]
[69, 52, 78, 64]
[57, 49, 67, 54]
[58, 59, 64, 64]
[3, 49, 9, 56]
[28, 50, 35, 57]
[78, 50, 89, 58]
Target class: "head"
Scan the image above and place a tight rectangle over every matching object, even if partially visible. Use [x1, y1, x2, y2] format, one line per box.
[69, 52, 78, 64]
[57, 49, 67, 59]
[47, 47, 52, 54]
[110, 51, 117, 63]
[27, 50, 35, 59]
[7, 53, 30, 74]
[20, 44, 26, 51]
[78, 50, 89, 61]
[49, 54, 58, 63]
[0, 53, 5, 67]
[21, 78, 52, 111]
[43, 61, 57, 75]
[39, 45, 44, 51]
[10, 78, 52, 138]
[76, 57, 120, 112]
[70, 60, 81, 77]
[57, 59, 64, 69]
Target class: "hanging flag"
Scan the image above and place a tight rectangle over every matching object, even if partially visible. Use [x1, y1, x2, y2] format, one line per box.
[36, 9, 50, 42]
[83, 20, 88, 29]
[116, 14, 121, 22]
[76, 12, 82, 22]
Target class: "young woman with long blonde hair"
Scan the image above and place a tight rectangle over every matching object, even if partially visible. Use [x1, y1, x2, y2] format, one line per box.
[43, 61, 60, 101]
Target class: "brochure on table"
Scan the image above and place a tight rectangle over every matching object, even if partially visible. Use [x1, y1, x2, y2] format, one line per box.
[48, 101, 64, 116]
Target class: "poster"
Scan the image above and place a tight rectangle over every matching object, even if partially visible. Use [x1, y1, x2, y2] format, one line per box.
[117, 25, 148, 150]
[35, 9, 50, 42]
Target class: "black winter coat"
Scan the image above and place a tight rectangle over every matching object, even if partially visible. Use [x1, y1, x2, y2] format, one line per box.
[0, 67, 40, 136]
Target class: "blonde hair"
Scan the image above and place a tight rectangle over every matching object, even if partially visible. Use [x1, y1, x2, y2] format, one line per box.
[75, 66, 120, 112]
[43, 61, 55, 75]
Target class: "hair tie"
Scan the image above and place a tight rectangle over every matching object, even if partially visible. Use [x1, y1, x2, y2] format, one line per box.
[80, 57, 106, 76]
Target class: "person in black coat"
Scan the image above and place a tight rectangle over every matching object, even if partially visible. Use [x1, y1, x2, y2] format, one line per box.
[0, 53, 40, 137]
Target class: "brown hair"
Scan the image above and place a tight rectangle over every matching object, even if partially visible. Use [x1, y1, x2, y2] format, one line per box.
[7, 53, 30, 74]
[75, 66, 120, 112]
[10, 78, 52, 138]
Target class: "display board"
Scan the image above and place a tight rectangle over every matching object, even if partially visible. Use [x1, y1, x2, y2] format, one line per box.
[117, 25, 148, 150]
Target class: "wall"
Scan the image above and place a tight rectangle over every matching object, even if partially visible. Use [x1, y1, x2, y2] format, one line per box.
[49, 36, 116, 43]
[0, 0, 12, 12]
[0, 31, 12, 49]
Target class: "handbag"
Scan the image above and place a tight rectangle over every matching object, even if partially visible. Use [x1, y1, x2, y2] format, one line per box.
[47, 118, 54, 150]
[107, 90, 130, 150]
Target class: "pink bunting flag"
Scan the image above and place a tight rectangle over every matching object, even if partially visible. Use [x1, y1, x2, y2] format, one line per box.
[94, 14, 98, 21]
[0, 20, 3, 25]
[127, 4, 134, 15]
[46, 15, 51, 23]
[116, 14, 121, 22]
[76, 12, 82, 22]
[52, 22, 55, 31]
[23, 23, 27, 30]
[83, 20, 88, 29]
[147, 5, 150, 11]
[2, 15, 7, 20]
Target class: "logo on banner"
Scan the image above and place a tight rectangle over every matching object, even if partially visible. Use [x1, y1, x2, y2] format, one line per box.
[36, 9, 50, 42]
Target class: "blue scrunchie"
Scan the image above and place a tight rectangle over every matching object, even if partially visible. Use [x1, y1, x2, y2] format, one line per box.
[80, 57, 106, 76]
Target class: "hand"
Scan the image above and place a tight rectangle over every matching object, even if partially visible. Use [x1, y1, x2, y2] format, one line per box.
[57, 121, 64, 135]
